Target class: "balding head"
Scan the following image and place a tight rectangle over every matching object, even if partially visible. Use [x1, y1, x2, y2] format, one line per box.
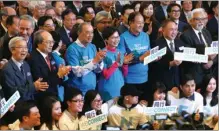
[3, 6, 16, 16]
[1, 7, 16, 24]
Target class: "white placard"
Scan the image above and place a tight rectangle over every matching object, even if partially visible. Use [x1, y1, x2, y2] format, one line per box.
[0, 91, 20, 118]
[144, 106, 178, 115]
[205, 47, 218, 55]
[183, 47, 196, 54]
[153, 100, 166, 107]
[85, 109, 96, 119]
[0, 98, 6, 108]
[144, 47, 167, 65]
[174, 52, 208, 63]
[150, 46, 159, 55]
[79, 113, 108, 130]
[211, 41, 218, 47]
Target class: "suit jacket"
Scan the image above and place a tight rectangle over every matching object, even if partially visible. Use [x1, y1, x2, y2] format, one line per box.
[92, 29, 106, 49]
[179, 10, 188, 24]
[0, 33, 13, 60]
[28, 50, 60, 95]
[66, 2, 81, 16]
[180, 26, 216, 86]
[58, 26, 72, 47]
[0, 23, 6, 38]
[1, 59, 35, 100]
[178, 20, 188, 33]
[206, 16, 218, 41]
[153, 37, 185, 90]
[155, 5, 166, 23]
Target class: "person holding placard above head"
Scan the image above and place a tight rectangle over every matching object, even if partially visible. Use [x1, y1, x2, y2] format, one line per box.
[108, 84, 149, 130]
[180, 8, 218, 88]
[98, 27, 133, 101]
[168, 74, 204, 127]
[152, 19, 185, 90]
[200, 74, 218, 129]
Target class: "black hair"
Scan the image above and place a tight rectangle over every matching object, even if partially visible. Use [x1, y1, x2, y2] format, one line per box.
[131, 1, 141, 11]
[70, 23, 80, 42]
[37, 16, 53, 27]
[79, 90, 102, 118]
[161, 18, 177, 28]
[79, 5, 94, 17]
[139, 1, 157, 22]
[167, 3, 181, 13]
[15, 100, 37, 122]
[128, 12, 143, 25]
[121, 4, 133, 16]
[6, 15, 19, 26]
[200, 74, 218, 107]
[39, 95, 60, 130]
[61, 8, 75, 21]
[2, 1, 17, 7]
[210, 1, 218, 15]
[180, 74, 195, 86]
[102, 26, 119, 40]
[51, 1, 64, 7]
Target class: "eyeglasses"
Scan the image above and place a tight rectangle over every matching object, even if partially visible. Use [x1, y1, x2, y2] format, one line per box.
[13, 46, 28, 50]
[43, 24, 56, 28]
[93, 99, 103, 103]
[71, 99, 84, 103]
[110, 36, 120, 40]
[171, 10, 180, 13]
[193, 18, 205, 22]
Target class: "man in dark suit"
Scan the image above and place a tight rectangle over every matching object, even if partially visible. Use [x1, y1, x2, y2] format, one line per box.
[92, 11, 112, 49]
[28, 30, 71, 97]
[0, 15, 20, 60]
[155, 1, 170, 24]
[180, 8, 217, 87]
[179, 1, 193, 24]
[1, 37, 49, 101]
[153, 19, 185, 90]
[66, 1, 83, 16]
[206, 1, 218, 41]
[167, 3, 188, 33]
[58, 9, 76, 48]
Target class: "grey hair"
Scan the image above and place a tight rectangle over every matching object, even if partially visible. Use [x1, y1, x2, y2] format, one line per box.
[28, 1, 46, 11]
[77, 22, 92, 34]
[34, 30, 46, 47]
[190, 8, 206, 20]
[8, 37, 26, 51]
[20, 15, 35, 29]
[94, 10, 112, 26]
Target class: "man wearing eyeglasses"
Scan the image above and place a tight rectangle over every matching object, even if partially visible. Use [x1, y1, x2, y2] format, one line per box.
[28, 30, 71, 100]
[180, 8, 217, 88]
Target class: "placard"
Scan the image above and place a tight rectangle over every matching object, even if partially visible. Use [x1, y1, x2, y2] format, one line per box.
[144, 47, 167, 65]
[150, 46, 159, 55]
[211, 41, 218, 47]
[0, 98, 6, 108]
[183, 47, 196, 54]
[85, 109, 96, 119]
[0, 91, 20, 118]
[153, 100, 166, 107]
[205, 47, 218, 55]
[144, 106, 178, 115]
[174, 52, 208, 63]
[79, 113, 108, 130]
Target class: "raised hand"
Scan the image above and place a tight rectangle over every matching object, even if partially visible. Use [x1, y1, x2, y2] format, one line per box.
[93, 50, 107, 64]
[194, 109, 200, 121]
[57, 65, 72, 78]
[34, 78, 49, 91]
[123, 53, 134, 64]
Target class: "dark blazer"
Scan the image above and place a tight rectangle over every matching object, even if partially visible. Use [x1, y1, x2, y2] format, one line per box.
[0, 23, 6, 38]
[66, 2, 81, 16]
[179, 10, 188, 24]
[1, 59, 35, 100]
[28, 50, 60, 95]
[155, 5, 166, 23]
[178, 20, 188, 33]
[0, 33, 13, 60]
[58, 26, 72, 47]
[206, 16, 218, 41]
[92, 29, 106, 49]
[153, 37, 185, 90]
[180, 26, 215, 86]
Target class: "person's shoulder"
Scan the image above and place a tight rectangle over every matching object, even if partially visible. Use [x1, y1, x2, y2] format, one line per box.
[194, 92, 203, 99]
[135, 104, 145, 113]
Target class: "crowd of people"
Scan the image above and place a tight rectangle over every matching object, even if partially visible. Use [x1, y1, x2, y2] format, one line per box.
[0, 1, 218, 130]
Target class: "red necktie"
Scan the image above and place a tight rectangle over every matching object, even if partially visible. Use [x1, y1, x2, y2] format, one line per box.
[45, 56, 51, 70]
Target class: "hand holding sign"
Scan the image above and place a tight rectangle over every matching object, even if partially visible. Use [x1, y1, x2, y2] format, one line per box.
[140, 50, 150, 62]
[203, 60, 213, 69]
[194, 109, 200, 121]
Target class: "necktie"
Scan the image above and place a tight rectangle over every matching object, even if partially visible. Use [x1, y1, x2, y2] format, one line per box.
[198, 32, 205, 45]
[45, 56, 51, 70]
[20, 64, 26, 80]
[68, 32, 73, 42]
[169, 41, 175, 52]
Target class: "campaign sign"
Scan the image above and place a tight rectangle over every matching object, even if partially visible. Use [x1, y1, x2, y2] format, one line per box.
[174, 52, 208, 63]
[183, 47, 196, 54]
[85, 109, 96, 119]
[79, 113, 108, 130]
[0, 91, 20, 118]
[144, 47, 167, 65]
[211, 41, 218, 47]
[0, 98, 6, 108]
[205, 47, 218, 55]
[144, 106, 178, 115]
[150, 46, 159, 55]
[153, 100, 166, 107]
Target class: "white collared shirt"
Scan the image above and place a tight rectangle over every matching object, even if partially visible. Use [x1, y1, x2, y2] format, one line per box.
[73, 2, 82, 12]
[184, 11, 192, 21]
[192, 28, 208, 47]
[33, 17, 38, 25]
[1, 22, 7, 32]
[75, 39, 86, 48]
[161, 5, 168, 18]
[11, 57, 23, 70]
[164, 38, 175, 51]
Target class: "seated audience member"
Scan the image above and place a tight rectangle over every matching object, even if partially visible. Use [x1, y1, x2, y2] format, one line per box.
[180, 8, 217, 87]
[8, 100, 41, 130]
[65, 22, 106, 95]
[98, 27, 133, 101]
[139, 1, 160, 44]
[108, 84, 149, 130]
[1, 37, 49, 101]
[76, 16, 85, 24]
[0, 15, 20, 60]
[168, 74, 204, 125]
[154, 1, 170, 23]
[51, 1, 66, 27]
[117, 4, 134, 34]
[206, 1, 218, 41]
[179, 0, 193, 24]
[39, 95, 62, 130]
[78, 5, 95, 25]
[44, 5, 61, 31]
[200, 74, 218, 129]
[38, 16, 56, 32]
[28, 30, 71, 98]
[58, 87, 87, 130]
[16, 1, 32, 17]
[131, 1, 141, 12]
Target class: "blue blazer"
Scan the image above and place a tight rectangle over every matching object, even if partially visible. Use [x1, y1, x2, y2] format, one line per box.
[58, 26, 72, 47]
[1, 59, 35, 100]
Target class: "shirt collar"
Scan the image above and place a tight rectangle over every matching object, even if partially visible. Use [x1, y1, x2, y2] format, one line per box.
[75, 39, 86, 48]
[164, 37, 174, 44]
[64, 26, 71, 34]
[11, 57, 23, 69]
[37, 48, 48, 59]
[192, 27, 202, 34]
[117, 97, 137, 111]
[128, 30, 141, 37]
[106, 45, 116, 52]
[65, 110, 78, 121]
[179, 91, 195, 101]
[1, 22, 7, 32]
